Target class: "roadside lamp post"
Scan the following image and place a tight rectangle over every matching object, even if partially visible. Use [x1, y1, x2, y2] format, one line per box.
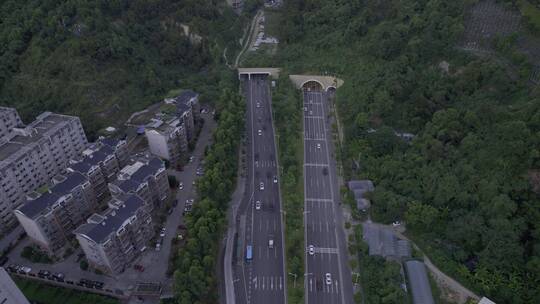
[288, 272, 297, 288]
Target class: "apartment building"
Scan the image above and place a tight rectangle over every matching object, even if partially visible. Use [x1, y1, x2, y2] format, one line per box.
[0, 107, 23, 140]
[108, 157, 168, 212]
[13, 172, 98, 255]
[74, 194, 153, 274]
[145, 115, 188, 167]
[175, 90, 199, 140]
[99, 137, 129, 168]
[0, 112, 88, 232]
[0, 267, 30, 304]
[68, 139, 127, 200]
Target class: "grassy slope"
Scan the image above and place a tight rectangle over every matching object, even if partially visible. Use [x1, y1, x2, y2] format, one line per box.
[15, 278, 118, 304]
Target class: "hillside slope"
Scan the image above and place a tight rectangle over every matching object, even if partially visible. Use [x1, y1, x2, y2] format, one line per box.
[0, 0, 244, 138]
[266, 0, 540, 303]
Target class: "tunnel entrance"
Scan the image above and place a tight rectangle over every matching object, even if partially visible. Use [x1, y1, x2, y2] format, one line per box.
[301, 80, 324, 92]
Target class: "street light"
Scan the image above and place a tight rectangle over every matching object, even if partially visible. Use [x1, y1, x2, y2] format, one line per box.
[288, 272, 297, 288]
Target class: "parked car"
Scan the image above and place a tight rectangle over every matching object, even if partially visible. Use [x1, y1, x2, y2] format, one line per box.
[38, 270, 51, 278]
[273, 176, 278, 184]
[178, 182, 184, 190]
[259, 182, 264, 190]
[255, 200, 261, 210]
[173, 200, 178, 207]
[155, 243, 161, 251]
[53, 272, 65, 282]
[7, 264, 18, 272]
[133, 264, 145, 272]
[19, 266, 31, 274]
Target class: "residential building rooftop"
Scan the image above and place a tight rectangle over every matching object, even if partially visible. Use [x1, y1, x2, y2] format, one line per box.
[75, 195, 145, 244]
[17, 172, 88, 219]
[0, 112, 78, 163]
[50, 172, 87, 196]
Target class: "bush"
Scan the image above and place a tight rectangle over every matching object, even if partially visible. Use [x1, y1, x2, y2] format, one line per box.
[20, 246, 52, 264]
[80, 260, 88, 271]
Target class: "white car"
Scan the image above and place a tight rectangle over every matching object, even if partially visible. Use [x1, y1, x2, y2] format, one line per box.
[258, 129, 262, 136]
[256, 102, 261, 108]
[155, 243, 161, 251]
[392, 221, 401, 227]
[259, 182, 264, 190]
[308, 245, 315, 256]
[273, 176, 278, 184]
[304, 107, 307, 112]
[325, 273, 332, 285]
[20, 266, 31, 274]
[178, 182, 183, 190]
[255, 200, 261, 210]
[316, 143, 321, 149]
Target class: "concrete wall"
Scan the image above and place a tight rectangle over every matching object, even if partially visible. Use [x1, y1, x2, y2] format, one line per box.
[145, 130, 170, 160]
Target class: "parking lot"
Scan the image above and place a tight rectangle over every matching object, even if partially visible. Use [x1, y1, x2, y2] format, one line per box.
[4, 111, 217, 301]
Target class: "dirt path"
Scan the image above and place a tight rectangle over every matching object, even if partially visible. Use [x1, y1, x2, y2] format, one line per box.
[234, 10, 262, 68]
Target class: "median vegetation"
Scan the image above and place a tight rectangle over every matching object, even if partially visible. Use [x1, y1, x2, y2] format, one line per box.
[264, 0, 540, 302]
[172, 88, 244, 304]
[271, 74, 304, 303]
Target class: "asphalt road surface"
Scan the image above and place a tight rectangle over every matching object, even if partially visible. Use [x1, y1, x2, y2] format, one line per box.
[303, 90, 354, 304]
[234, 74, 286, 304]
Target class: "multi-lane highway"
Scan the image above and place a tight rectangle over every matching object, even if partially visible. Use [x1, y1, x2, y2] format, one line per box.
[234, 74, 286, 304]
[303, 90, 354, 304]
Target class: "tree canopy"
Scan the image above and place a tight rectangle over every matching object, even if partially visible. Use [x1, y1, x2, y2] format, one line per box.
[270, 0, 540, 302]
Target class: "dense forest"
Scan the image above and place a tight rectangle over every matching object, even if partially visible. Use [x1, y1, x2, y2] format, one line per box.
[269, 0, 540, 303]
[0, 0, 245, 138]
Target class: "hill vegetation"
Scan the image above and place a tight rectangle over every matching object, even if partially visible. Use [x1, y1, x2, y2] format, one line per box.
[265, 0, 540, 303]
[0, 0, 246, 138]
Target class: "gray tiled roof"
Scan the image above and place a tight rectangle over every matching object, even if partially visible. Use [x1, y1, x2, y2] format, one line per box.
[348, 180, 374, 192]
[17, 192, 60, 219]
[131, 158, 163, 182]
[118, 179, 139, 192]
[50, 172, 87, 195]
[100, 137, 120, 148]
[69, 161, 93, 174]
[405, 260, 435, 304]
[362, 223, 410, 258]
[75, 195, 144, 243]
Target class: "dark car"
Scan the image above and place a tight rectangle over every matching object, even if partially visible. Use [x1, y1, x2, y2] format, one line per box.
[38, 270, 51, 278]
[7, 264, 17, 272]
[53, 272, 65, 282]
[322, 167, 328, 175]
[172, 200, 178, 207]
